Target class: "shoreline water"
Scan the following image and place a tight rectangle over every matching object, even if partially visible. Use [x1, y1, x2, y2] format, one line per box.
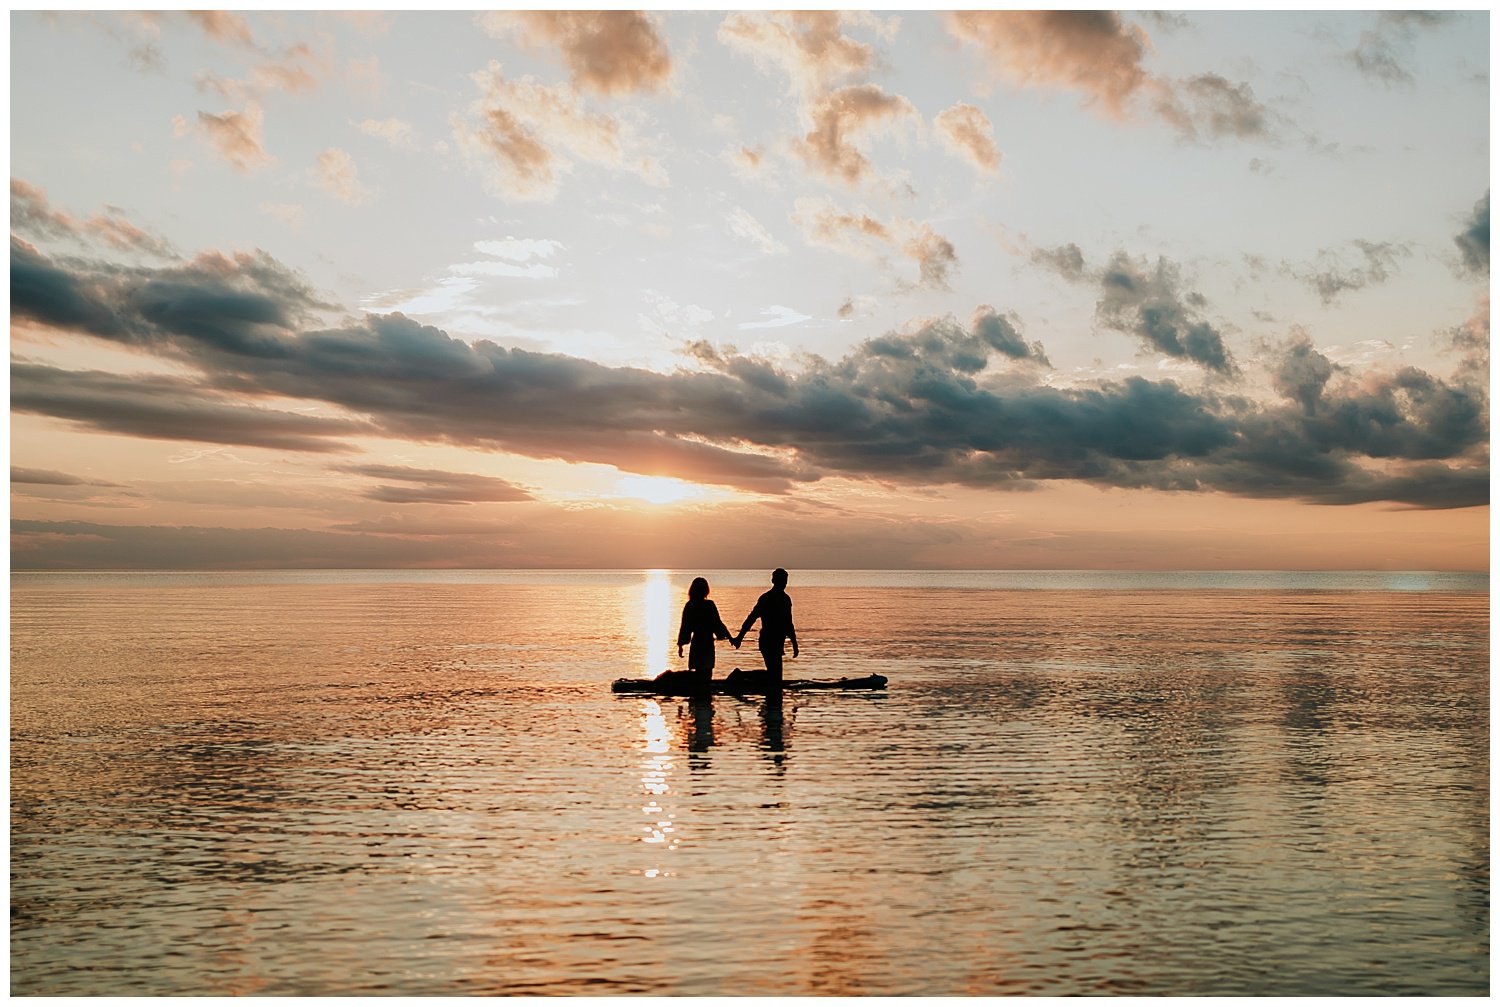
[8, 568, 1490, 592]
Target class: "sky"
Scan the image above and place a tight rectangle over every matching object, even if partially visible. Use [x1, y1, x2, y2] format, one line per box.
[8, 10, 1491, 571]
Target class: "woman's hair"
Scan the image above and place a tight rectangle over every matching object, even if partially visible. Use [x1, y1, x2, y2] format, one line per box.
[688, 576, 710, 600]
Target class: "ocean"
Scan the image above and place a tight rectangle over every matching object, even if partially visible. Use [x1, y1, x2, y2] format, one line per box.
[9, 569, 1489, 995]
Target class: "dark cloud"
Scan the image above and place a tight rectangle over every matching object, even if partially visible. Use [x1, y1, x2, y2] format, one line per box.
[12, 361, 369, 453]
[11, 235, 331, 351]
[972, 308, 1049, 365]
[333, 464, 533, 505]
[1286, 240, 1410, 305]
[1272, 333, 1336, 414]
[1454, 191, 1488, 276]
[12, 467, 118, 486]
[1035, 245, 1234, 373]
[1096, 253, 1235, 374]
[10, 242, 1486, 509]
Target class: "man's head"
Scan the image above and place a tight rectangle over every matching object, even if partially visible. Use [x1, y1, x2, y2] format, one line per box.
[771, 568, 788, 588]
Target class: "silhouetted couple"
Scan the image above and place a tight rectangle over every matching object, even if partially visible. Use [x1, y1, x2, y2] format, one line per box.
[673, 568, 799, 692]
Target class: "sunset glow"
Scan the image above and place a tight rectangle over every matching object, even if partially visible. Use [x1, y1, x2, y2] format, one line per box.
[614, 475, 732, 506]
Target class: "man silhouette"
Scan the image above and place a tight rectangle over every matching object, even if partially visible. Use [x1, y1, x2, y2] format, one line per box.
[733, 568, 798, 684]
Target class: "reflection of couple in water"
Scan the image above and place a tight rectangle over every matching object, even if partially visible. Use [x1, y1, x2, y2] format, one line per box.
[672, 568, 799, 692]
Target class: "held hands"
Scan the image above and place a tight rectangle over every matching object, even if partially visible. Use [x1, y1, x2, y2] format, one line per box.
[731, 633, 743, 649]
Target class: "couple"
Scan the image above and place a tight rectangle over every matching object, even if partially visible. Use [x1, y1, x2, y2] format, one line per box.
[674, 568, 798, 691]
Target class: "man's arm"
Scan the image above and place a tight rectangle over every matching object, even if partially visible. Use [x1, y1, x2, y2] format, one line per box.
[735, 598, 763, 644]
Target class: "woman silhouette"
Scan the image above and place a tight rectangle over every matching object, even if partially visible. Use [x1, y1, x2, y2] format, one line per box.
[677, 576, 731, 689]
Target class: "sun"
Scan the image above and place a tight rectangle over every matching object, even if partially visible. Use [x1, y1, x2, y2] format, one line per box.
[614, 474, 723, 505]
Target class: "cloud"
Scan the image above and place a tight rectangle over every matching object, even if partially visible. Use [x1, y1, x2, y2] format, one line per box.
[127, 41, 166, 74]
[972, 307, 1050, 365]
[901, 225, 959, 291]
[794, 83, 917, 185]
[1154, 74, 1269, 141]
[333, 464, 533, 504]
[1454, 191, 1488, 276]
[450, 238, 563, 279]
[718, 11, 879, 95]
[1031, 242, 1088, 283]
[12, 467, 119, 487]
[793, 197, 959, 291]
[474, 238, 564, 263]
[454, 62, 666, 201]
[11, 467, 135, 508]
[1285, 240, 1410, 305]
[1272, 332, 1336, 414]
[730, 145, 766, 177]
[1350, 11, 1454, 85]
[358, 117, 419, 149]
[726, 207, 787, 255]
[315, 147, 370, 205]
[195, 43, 331, 102]
[11, 361, 368, 453]
[482, 11, 672, 95]
[12, 179, 174, 257]
[180, 102, 275, 172]
[738, 305, 810, 330]
[719, 12, 917, 192]
[260, 202, 305, 230]
[345, 55, 384, 95]
[12, 242, 1486, 508]
[185, 10, 255, 48]
[945, 11, 1270, 141]
[934, 103, 1000, 174]
[794, 196, 891, 251]
[945, 10, 1150, 115]
[1447, 298, 1489, 382]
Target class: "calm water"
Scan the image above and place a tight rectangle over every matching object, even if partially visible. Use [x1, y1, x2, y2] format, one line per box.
[10, 570, 1489, 995]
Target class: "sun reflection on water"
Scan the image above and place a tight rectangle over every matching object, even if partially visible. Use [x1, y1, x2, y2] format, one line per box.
[641, 569, 672, 678]
[638, 699, 678, 865]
